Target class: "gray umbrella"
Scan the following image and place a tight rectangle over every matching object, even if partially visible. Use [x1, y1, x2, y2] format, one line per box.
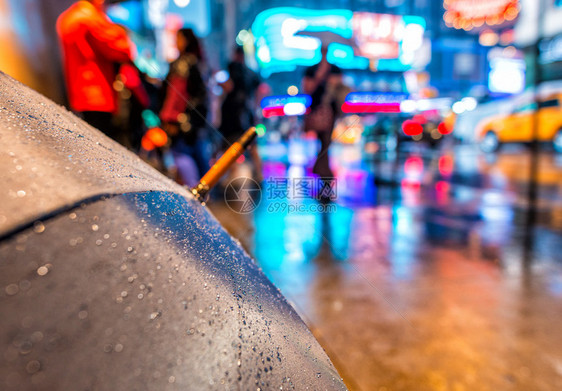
[0, 72, 346, 390]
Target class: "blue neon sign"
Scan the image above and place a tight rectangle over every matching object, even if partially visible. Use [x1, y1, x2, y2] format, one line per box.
[260, 94, 312, 109]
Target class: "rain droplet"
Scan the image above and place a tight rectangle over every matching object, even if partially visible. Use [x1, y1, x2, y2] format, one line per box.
[26, 360, 41, 374]
[16, 278, 30, 291]
[78, 311, 88, 320]
[149, 311, 161, 320]
[168, 376, 176, 384]
[33, 222, 45, 233]
[114, 343, 124, 353]
[19, 341, 33, 355]
[36, 265, 49, 276]
[30, 331, 43, 343]
[91, 224, 99, 232]
[127, 246, 133, 252]
[96, 240, 103, 246]
[5, 284, 19, 296]
[17, 190, 26, 197]
[121, 291, 128, 298]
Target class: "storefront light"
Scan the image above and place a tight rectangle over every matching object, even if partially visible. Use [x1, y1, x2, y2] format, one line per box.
[174, 0, 191, 7]
[479, 30, 499, 46]
[461, 97, 477, 111]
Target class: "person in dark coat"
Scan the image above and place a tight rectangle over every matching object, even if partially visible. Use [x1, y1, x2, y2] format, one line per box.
[220, 46, 261, 146]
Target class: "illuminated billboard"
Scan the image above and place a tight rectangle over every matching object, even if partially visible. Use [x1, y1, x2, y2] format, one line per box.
[443, 0, 519, 31]
[251, 8, 427, 76]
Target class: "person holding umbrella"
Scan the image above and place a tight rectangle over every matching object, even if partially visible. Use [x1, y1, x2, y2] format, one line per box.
[302, 43, 344, 179]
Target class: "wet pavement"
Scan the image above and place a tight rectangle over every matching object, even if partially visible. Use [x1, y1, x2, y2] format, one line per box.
[208, 138, 562, 391]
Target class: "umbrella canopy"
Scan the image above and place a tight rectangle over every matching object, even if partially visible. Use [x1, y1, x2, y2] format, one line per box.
[0, 72, 346, 390]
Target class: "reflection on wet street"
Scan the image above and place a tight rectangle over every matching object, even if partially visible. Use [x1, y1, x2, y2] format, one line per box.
[209, 139, 562, 391]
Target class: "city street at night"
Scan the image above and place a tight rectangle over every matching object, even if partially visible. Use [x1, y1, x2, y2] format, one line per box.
[2, 0, 562, 390]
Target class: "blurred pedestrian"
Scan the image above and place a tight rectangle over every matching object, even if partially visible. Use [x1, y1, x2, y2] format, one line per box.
[219, 46, 262, 182]
[220, 46, 261, 145]
[57, 0, 134, 140]
[159, 28, 209, 185]
[115, 61, 151, 150]
[302, 46, 343, 178]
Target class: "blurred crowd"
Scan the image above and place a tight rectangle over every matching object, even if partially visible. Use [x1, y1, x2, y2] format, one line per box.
[57, 0, 271, 188]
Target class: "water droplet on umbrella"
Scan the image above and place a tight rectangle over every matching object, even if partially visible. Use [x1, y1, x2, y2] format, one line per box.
[5, 284, 19, 296]
[19, 341, 33, 355]
[37, 265, 49, 276]
[150, 311, 161, 320]
[33, 222, 45, 233]
[26, 360, 41, 374]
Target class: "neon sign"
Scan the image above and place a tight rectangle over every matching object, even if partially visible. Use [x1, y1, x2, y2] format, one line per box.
[341, 92, 407, 114]
[443, 0, 519, 31]
[252, 8, 426, 76]
[353, 13, 424, 61]
[261, 94, 312, 118]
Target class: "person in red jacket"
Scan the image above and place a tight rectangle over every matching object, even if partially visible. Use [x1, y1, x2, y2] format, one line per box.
[57, 0, 134, 139]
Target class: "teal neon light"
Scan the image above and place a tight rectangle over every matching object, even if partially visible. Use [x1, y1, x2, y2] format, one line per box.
[252, 7, 426, 76]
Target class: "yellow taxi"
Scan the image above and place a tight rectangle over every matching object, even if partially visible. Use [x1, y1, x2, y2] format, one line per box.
[476, 94, 562, 152]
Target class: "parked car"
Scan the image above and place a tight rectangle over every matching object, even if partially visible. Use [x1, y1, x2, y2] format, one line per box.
[0, 72, 346, 391]
[476, 94, 562, 152]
